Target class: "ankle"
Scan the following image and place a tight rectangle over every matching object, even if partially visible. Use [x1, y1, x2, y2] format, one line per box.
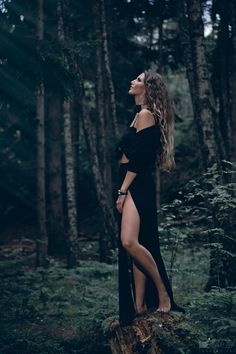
[136, 302, 147, 312]
[158, 293, 171, 303]
[158, 286, 169, 298]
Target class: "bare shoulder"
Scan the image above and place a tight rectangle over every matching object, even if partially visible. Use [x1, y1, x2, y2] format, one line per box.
[136, 109, 155, 130]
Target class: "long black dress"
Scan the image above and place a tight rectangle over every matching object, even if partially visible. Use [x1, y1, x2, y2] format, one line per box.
[115, 119, 186, 327]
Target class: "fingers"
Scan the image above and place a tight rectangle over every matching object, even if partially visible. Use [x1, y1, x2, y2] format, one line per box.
[116, 201, 123, 213]
[116, 196, 126, 213]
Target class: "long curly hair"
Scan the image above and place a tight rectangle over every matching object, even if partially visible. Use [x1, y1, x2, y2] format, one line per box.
[143, 70, 175, 171]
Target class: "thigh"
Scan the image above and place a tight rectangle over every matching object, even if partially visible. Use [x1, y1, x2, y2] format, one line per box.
[121, 191, 140, 245]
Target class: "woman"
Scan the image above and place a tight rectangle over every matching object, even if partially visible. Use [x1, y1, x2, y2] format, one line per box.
[115, 70, 186, 327]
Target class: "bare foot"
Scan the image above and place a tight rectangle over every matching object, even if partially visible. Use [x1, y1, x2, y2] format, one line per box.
[156, 292, 171, 313]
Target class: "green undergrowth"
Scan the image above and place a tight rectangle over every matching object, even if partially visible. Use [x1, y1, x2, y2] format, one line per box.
[0, 245, 235, 353]
[150, 288, 236, 354]
[0, 260, 117, 354]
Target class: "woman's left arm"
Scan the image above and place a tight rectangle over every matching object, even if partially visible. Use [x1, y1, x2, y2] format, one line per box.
[116, 171, 137, 213]
[119, 170, 137, 192]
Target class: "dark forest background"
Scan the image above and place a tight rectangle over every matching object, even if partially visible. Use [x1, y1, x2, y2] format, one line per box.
[0, 0, 236, 353]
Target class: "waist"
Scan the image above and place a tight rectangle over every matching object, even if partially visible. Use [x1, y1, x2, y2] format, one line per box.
[119, 162, 129, 168]
[119, 161, 154, 174]
[119, 154, 129, 164]
[118, 163, 155, 187]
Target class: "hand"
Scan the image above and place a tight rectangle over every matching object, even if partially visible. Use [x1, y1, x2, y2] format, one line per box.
[116, 194, 127, 213]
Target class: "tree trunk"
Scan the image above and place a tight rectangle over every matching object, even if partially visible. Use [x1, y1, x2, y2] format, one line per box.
[177, 0, 222, 171]
[47, 92, 66, 255]
[36, 0, 48, 267]
[63, 99, 79, 268]
[91, 1, 118, 260]
[229, 0, 236, 163]
[100, 0, 120, 142]
[156, 6, 164, 214]
[93, 0, 114, 203]
[78, 71, 118, 262]
[93, 1, 107, 186]
[217, 1, 231, 160]
[157, 0, 164, 73]
[109, 321, 162, 354]
[57, 0, 79, 267]
[70, 94, 81, 233]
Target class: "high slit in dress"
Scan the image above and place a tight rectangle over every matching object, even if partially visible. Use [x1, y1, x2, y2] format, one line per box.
[115, 119, 186, 326]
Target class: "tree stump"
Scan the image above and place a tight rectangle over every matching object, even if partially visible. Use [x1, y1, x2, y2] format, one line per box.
[103, 311, 193, 354]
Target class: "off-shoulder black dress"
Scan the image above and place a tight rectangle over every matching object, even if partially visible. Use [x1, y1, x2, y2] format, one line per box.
[115, 121, 185, 326]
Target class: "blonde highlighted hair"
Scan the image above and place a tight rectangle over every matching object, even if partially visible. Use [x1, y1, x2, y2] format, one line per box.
[143, 70, 175, 172]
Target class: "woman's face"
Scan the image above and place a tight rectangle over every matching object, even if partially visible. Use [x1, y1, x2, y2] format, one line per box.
[128, 73, 145, 96]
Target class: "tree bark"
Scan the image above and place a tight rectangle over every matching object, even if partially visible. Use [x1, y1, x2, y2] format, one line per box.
[93, 0, 115, 204]
[36, 0, 48, 267]
[100, 0, 120, 142]
[217, 1, 231, 160]
[177, 0, 222, 171]
[157, 0, 164, 73]
[78, 71, 118, 262]
[47, 92, 66, 255]
[156, 5, 165, 214]
[229, 0, 236, 163]
[109, 321, 162, 354]
[91, 1, 118, 260]
[106, 313, 193, 354]
[93, 1, 107, 186]
[63, 99, 79, 267]
[57, 0, 79, 267]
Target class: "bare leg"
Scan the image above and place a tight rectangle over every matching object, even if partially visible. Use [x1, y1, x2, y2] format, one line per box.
[121, 191, 171, 313]
[132, 261, 147, 313]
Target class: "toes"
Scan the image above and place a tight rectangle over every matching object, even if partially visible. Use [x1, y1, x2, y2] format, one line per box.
[156, 307, 170, 313]
[156, 308, 165, 313]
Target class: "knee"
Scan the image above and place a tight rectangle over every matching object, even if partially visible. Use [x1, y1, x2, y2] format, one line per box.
[121, 238, 136, 250]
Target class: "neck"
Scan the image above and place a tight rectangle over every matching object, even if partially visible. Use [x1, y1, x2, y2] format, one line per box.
[134, 94, 146, 108]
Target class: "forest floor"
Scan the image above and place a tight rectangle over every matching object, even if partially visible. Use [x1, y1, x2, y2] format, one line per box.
[0, 227, 236, 354]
